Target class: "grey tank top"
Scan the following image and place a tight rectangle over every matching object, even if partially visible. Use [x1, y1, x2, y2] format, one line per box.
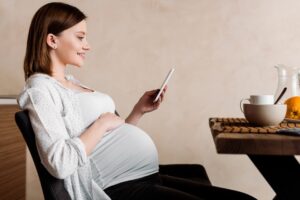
[75, 90, 159, 189]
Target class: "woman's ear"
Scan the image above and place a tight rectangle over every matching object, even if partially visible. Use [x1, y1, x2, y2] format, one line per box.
[46, 33, 58, 49]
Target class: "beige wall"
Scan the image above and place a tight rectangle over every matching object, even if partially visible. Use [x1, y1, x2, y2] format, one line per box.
[4, 0, 300, 199]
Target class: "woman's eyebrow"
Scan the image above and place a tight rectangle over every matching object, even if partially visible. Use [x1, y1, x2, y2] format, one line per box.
[75, 31, 86, 35]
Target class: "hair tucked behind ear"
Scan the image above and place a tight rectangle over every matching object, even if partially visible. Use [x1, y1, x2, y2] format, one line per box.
[23, 2, 87, 80]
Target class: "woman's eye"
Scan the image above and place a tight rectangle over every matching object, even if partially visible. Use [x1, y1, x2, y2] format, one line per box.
[77, 36, 84, 41]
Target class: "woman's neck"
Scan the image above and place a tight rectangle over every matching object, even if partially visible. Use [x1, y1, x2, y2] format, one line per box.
[51, 67, 68, 85]
[50, 52, 68, 83]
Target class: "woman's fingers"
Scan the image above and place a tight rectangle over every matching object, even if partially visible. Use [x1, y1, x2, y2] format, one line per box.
[163, 85, 168, 92]
[141, 85, 168, 106]
[159, 86, 168, 102]
[146, 89, 159, 96]
[98, 112, 124, 131]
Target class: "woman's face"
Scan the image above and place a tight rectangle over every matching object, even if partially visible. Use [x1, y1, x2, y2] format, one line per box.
[54, 20, 90, 67]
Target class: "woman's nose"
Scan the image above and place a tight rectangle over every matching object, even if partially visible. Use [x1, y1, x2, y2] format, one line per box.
[83, 42, 91, 51]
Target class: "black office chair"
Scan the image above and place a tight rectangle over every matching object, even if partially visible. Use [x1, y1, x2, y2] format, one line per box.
[15, 110, 211, 200]
[15, 110, 72, 200]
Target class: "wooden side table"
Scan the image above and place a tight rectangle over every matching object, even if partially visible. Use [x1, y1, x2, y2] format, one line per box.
[209, 118, 300, 155]
[0, 102, 25, 200]
[209, 117, 300, 199]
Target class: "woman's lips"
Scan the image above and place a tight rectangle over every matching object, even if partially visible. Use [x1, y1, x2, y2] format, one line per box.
[77, 52, 85, 59]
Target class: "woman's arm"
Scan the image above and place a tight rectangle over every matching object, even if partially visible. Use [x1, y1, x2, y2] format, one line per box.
[125, 106, 144, 125]
[126, 87, 167, 125]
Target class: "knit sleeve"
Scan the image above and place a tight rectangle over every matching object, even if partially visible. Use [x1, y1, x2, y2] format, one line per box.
[22, 87, 88, 179]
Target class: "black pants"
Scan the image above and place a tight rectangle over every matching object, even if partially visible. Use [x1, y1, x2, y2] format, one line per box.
[104, 173, 256, 200]
[249, 155, 300, 200]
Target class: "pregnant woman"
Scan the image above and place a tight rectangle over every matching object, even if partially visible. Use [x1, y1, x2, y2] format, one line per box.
[18, 2, 255, 200]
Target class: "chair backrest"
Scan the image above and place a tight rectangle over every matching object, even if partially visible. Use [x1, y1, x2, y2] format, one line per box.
[15, 110, 71, 200]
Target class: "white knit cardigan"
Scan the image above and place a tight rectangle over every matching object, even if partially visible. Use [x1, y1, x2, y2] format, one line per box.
[18, 73, 111, 200]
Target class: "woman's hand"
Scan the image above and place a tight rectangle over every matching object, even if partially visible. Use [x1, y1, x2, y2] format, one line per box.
[96, 112, 125, 132]
[125, 86, 167, 125]
[80, 112, 124, 155]
[136, 86, 167, 114]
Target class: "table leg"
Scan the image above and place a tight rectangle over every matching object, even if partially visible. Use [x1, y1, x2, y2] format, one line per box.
[248, 155, 300, 200]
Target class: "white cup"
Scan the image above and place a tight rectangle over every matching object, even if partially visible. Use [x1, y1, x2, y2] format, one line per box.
[242, 104, 286, 126]
[240, 95, 274, 113]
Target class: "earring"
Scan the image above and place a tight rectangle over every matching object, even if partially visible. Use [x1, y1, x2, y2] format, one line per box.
[53, 45, 57, 49]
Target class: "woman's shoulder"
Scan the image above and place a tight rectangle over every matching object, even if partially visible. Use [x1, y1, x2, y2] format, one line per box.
[25, 73, 56, 88]
[18, 73, 60, 108]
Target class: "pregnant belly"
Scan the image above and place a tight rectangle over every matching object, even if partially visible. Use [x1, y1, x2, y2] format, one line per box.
[90, 123, 159, 188]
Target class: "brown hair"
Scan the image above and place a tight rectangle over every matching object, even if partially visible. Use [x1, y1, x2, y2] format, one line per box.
[23, 2, 87, 80]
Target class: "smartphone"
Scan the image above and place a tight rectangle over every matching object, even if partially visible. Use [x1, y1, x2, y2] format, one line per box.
[153, 68, 175, 103]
